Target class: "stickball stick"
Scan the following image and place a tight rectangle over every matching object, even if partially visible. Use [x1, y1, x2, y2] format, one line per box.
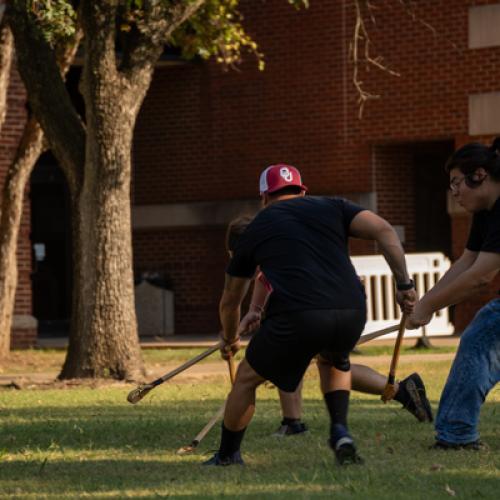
[176, 355, 237, 454]
[356, 323, 400, 346]
[381, 313, 407, 402]
[127, 340, 223, 404]
[176, 323, 401, 455]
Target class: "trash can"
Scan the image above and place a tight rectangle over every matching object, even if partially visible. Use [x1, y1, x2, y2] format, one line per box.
[134, 271, 174, 337]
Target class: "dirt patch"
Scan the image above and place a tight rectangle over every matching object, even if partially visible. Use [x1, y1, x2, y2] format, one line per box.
[0, 352, 456, 391]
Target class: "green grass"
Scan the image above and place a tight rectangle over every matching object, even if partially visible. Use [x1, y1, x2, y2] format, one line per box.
[351, 344, 458, 357]
[0, 357, 499, 499]
[1, 344, 456, 376]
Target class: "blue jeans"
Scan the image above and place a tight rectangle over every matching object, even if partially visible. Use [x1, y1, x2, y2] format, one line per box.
[435, 298, 500, 444]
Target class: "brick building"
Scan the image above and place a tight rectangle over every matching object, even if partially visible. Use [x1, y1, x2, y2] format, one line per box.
[2, 0, 500, 346]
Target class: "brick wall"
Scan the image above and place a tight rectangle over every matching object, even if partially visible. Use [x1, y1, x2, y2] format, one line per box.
[0, 66, 35, 348]
[132, 0, 500, 335]
[374, 145, 416, 251]
[2, 2, 498, 339]
[133, 226, 227, 334]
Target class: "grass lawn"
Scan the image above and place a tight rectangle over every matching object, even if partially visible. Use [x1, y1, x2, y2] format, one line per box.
[0, 353, 499, 499]
[0, 344, 457, 376]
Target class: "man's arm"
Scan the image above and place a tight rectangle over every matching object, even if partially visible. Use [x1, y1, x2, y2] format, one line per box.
[349, 211, 410, 284]
[410, 251, 500, 327]
[349, 211, 416, 312]
[239, 275, 271, 335]
[422, 249, 478, 295]
[219, 274, 252, 344]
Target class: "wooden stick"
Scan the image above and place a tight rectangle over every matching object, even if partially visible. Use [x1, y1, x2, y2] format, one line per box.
[176, 354, 237, 454]
[127, 340, 223, 404]
[227, 355, 237, 385]
[356, 322, 400, 346]
[381, 313, 407, 402]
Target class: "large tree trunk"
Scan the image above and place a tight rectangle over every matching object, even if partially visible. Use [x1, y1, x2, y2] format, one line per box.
[0, 119, 44, 358]
[9, 0, 206, 379]
[59, 111, 144, 379]
[60, 2, 145, 379]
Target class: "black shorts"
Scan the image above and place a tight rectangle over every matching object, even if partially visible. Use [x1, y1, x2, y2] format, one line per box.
[245, 308, 366, 392]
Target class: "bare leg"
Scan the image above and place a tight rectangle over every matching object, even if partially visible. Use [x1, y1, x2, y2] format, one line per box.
[351, 363, 399, 395]
[317, 356, 351, 394]
[224, 358, 266, 431]
[278, 379, 303, 419]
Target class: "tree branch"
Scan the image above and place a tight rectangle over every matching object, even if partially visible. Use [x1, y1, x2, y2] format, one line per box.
[351, 0, 400, 118]
[120, 0, 207, 89]
[81, 0, 119, 85]
[6, 3, 85, 192]
[0, 18, 13, 134]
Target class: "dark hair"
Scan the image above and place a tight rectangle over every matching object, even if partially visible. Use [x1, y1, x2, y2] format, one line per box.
[268, 185, 304, 198]
[225, 215, 254, 253]
[445, 137, 500, 181]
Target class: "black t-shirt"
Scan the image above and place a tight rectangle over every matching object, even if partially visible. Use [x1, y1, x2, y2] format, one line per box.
[466, 196, 500, 253]
[226, 196, 367, 317]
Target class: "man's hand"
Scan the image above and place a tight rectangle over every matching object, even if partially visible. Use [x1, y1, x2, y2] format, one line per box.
[220, 335, 241, 360]
[396, 289, 417, 315]
[238, 311, 262, 336]
[406, 302, 432, 330]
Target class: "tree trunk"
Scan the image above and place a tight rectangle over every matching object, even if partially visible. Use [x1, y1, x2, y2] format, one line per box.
[0, 20, 13, 130]
[59, 79, 144, 380]
[0, 119, 44, 359]
[9, 1, 206, 379]
[59, 1, 148, 380]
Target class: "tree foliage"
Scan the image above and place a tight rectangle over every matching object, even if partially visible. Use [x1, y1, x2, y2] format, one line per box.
[25, 1, 308, 70]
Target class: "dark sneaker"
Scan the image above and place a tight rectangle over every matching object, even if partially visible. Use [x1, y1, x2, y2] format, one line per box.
[329, 425, 364, 466]
[399, 373, 433, 422]
[202, 450, 245, 466]
[273, 421, 308, 437]
[431, 440, 488, 451]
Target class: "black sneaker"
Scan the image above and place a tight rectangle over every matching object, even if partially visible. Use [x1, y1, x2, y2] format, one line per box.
[398, 373, 433, 422]
[273, 421, 308, 437]
[202, 450, 245, 466]
[431, 440, 488, 451]
[329, 425, 364, 466]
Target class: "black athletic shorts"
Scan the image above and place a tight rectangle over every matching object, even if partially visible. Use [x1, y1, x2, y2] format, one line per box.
[245, 308, 366, 392]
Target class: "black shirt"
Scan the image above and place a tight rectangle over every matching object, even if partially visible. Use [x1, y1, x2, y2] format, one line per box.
[226, 196, 367, 317]
[466, 196, 500, 253]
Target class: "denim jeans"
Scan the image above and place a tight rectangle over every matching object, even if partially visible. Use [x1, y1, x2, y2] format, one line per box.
[435, 298, 500, 444]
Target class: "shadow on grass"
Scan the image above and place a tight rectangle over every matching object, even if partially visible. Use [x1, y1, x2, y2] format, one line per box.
[1, 397, 499, 498]
[1, 397, 499, 450]
[1, 455, 499, 499]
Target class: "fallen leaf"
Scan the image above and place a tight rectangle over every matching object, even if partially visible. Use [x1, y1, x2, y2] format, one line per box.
[445, 484, 456, 496]
[430, 463, 444, 471]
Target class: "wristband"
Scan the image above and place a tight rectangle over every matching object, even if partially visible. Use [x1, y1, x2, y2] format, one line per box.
[396, 279, 414, 291]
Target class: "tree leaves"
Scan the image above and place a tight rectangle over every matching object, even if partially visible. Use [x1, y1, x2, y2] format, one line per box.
[27, 0, 77, 46]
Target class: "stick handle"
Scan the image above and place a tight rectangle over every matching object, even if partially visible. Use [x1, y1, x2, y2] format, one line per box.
[227, 356, 237, 385]
[356, 323, 400, 346]
[150, 340, 223, 387]
[388, 313, 407, 378]
[191, 402, 226, 446]
[381, 313, 407, 402]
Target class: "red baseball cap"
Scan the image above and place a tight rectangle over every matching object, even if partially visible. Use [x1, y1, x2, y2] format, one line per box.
[259, 164, 308, 195]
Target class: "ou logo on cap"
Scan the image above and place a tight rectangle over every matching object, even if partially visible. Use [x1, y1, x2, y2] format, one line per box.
[280, 167, 293, 182]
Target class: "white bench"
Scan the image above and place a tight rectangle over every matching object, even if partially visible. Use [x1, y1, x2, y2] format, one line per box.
[352, 252, 454, 338]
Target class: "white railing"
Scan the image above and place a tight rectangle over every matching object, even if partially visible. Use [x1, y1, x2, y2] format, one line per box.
[352, 252, 454, 338]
